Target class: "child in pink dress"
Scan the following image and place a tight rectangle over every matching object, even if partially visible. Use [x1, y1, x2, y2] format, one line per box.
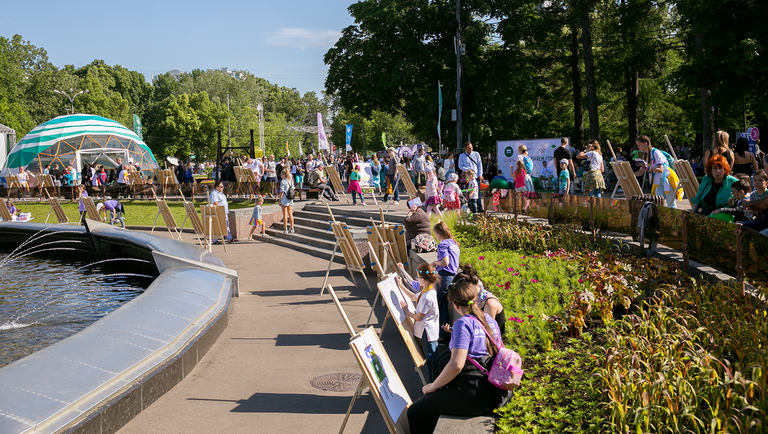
[347, 164, 366, 205]
[423, 166, 443, 217]
[442, 173, 461, 212]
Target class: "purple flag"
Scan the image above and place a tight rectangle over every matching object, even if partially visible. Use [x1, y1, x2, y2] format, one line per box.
[317, 112, 330, 151]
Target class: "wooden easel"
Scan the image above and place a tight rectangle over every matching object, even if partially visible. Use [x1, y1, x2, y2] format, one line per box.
[151, 199, 181, 239]
[235, 166, 258, 198]
[674, 160, 699, 208]
[200, 204, 228, 252]
[180, 201, 206, 245]
[44, 191, 69, 224]
[605, 140, 642, 199]
[325, 165, 349, 203]
[37, 175, 54, 203]
[6, 175, 23, 200]
[127, 171, 144, 199]
[0, 198, 14, 221]
[385, 164, 421, 212]
[79, 196, 102, 223]
[320, 203, 372, 295]
[158, 168, 180, 199]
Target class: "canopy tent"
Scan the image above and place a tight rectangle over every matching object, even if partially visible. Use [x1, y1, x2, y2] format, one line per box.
[4, 114, 159, 175]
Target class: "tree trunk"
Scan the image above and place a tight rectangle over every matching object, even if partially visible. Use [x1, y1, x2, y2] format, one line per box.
[571, 25, 584, 147]
[695, 33, 713, 155]
[582, 6, 600, 141]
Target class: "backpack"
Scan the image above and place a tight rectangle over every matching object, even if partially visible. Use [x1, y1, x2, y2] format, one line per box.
[655, 149, 676, 167]
[410, 233, 436, 253]
[466, 316, 524, 390]
[285, 180, 296, 200]
[523, 156, 534, 174]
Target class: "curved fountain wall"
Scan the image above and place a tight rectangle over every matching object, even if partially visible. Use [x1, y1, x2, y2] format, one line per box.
[0, 220, 238, 434]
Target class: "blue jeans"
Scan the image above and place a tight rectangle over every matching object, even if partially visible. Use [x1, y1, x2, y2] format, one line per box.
[109, 210, 125, 228]
[468, 197, 483, 214]
[351, 190, 365, 204]
[590, 189, 602, 198]
[421, 337, 439, 382]
[743, 216, 768, 233]
[436, 270, 455, 339]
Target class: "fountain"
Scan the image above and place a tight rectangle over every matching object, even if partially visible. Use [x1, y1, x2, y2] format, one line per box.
[0, 220, 238, 434]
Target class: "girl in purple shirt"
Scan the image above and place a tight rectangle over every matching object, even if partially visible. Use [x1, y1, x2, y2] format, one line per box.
[431, 221, 460, 341]
[406, 274, 506, 433]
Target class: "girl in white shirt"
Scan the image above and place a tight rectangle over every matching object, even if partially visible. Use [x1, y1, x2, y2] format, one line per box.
[397, 263, 441, 381]
[423, 166, 443, 217]
[576, 139, 606, 197]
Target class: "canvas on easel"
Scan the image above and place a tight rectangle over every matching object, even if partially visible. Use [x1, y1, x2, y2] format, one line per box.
[347, 327, 411, 434]
[157, 168, 180, 198]
[180, 201, 206, 245]
[151, 199, 181, 239]
[320, 204, 372, 295]
[234, 166, 258, 198]
[200, 204, 228, 252]
[81, 196, 102, 223]
[6, 174, 23, 200]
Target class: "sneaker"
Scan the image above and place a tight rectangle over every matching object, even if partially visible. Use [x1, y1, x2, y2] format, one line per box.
[247, 236, 253, 241]
[392, 201, 399, 205]
[361, 202, 367, 206]
[283, 229, 289, 234]
[290, 227, 295, 233]
[261, 233, 269, 237]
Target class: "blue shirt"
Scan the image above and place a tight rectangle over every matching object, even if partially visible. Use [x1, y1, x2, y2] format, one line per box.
[209, 190, 228, 214]
[559, 169, 570, 191]
[436, 239, 459, 275]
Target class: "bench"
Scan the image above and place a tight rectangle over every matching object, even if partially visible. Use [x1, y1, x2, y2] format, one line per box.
[434, 415, 495, 433]
[297, 187, 320, 201]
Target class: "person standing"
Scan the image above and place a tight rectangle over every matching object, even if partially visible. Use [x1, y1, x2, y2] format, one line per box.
[413, 148, 427, 188]
[457, 142, 484, 212]
[553, 137, 575, 194]
[575, 140, 606, 197]
[633, 135, 682, 209]
[246, 157, 263, 197]
[278, 169, 295, 233]
[209, 181, 233, 243]
[384, 148, 401, 204]
[705, 131, 735, 169]
[265, 154, 277, 198]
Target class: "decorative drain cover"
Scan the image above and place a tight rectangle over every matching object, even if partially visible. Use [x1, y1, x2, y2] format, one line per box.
[310, 373, 361, 392]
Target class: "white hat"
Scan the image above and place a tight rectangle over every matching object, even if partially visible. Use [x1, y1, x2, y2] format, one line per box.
[559, 159, 569, 164]
[96, 203, 104, 211]
[424, 165, 434, 173]
[447, 173, 459, 182]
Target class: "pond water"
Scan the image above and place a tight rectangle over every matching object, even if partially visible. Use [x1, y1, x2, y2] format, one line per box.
[0, 250, 158, 368]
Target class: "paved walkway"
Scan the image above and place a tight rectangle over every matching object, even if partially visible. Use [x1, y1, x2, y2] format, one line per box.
[118, 233, 423, 434]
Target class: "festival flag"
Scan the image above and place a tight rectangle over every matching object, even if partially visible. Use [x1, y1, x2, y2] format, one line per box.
[286, 139, 290, 157]
[345, 124, 353, 152]
[299, 141, 304, 156]
[317, 113, 330, 151]
[437, 81, 442, 143]
[133, 114, 143, 139]
[381, 132, 386, 148]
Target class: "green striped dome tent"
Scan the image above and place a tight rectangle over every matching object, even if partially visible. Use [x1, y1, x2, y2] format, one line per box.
[4, 114, 159, 174]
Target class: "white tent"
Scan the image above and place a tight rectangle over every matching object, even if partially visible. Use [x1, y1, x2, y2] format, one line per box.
[0, 123, 17, 171]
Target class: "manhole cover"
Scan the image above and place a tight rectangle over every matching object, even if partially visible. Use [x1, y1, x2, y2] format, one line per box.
[310, 373, 361, 392]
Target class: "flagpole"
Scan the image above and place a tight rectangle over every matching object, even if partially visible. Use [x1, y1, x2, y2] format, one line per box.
[362, 121, 367, 157]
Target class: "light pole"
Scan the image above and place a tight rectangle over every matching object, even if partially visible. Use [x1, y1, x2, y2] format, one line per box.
[455, 0, 463, 152]
[53, 89, 89, 114]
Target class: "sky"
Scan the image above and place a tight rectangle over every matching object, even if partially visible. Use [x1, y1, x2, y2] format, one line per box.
[1, 0, 357, 96]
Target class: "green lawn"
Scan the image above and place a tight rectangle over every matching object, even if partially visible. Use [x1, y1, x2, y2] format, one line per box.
[12, 199, 259, 227]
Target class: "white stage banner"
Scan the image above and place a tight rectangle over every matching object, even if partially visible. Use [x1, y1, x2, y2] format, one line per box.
[497, 138, 566, 180]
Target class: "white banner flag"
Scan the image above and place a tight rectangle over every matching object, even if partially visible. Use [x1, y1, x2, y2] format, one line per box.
[317, 112, 330, 151]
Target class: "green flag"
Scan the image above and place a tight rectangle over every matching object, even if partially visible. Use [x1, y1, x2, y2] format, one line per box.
[133, 114, 143, 140]
[381, 132, 386, 148]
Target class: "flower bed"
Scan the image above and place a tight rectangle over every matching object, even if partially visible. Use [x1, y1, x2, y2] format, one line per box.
[454, 217, 768, 433]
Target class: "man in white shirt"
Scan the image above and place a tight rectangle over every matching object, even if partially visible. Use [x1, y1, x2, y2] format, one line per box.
[265, 154, 277, 198]
[412, 148, 427, 187]
[246, 158, 263, 197]
[209, 181, 233, 242]
[539, 160, 555, 190]
[457, 141, 484, 213]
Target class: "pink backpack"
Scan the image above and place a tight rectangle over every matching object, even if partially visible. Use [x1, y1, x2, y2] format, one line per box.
[466, 316, 524, 390]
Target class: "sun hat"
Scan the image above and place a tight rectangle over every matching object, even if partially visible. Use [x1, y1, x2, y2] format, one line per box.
[447, 173, 459, 182]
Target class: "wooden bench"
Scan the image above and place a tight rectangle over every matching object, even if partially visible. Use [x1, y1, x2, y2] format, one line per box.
[297, 187, 320, 200]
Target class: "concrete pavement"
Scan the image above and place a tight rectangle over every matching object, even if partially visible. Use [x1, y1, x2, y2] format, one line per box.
[117, 232, 423, 434]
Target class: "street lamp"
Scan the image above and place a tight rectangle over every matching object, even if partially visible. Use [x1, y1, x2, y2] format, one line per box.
[53, 88, 89, 114]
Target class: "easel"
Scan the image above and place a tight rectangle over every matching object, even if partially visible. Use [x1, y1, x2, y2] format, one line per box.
[0, 198, 14, 221]
[200, 204, 228, 252]
[6, 175, 23, 200]
[365, 222, 414, 326]
[44, 191, 69, 224]
[235, 166, 257, 199]
[157, 168, 180, 199]
[326, 165, 349, 203]
[80, 196, 102, 223]
[127, 171, 144, 199]
[607, 140, 643, 199]
[328, 286, 411, 434]
[37, 175, 54, 203]
[674, 160, 699, 208]
[180, 201, 206, 245]
[320, 203, 372, 296]
[151, 199, 182, 239]
[385, 164, 422, 212]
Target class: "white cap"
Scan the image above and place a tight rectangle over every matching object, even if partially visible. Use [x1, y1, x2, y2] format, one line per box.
[96, 203, 104, 211]
[559, 159, 569, 164]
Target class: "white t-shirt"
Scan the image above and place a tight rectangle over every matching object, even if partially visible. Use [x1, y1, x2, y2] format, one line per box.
[117, 169, 126, 184]
[443, 159, 454, 171]
[414, 286, 439, 341]
[247, 160, 263, 177]
[265, 161, 277, 177]
[586, 151, 603, 172]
